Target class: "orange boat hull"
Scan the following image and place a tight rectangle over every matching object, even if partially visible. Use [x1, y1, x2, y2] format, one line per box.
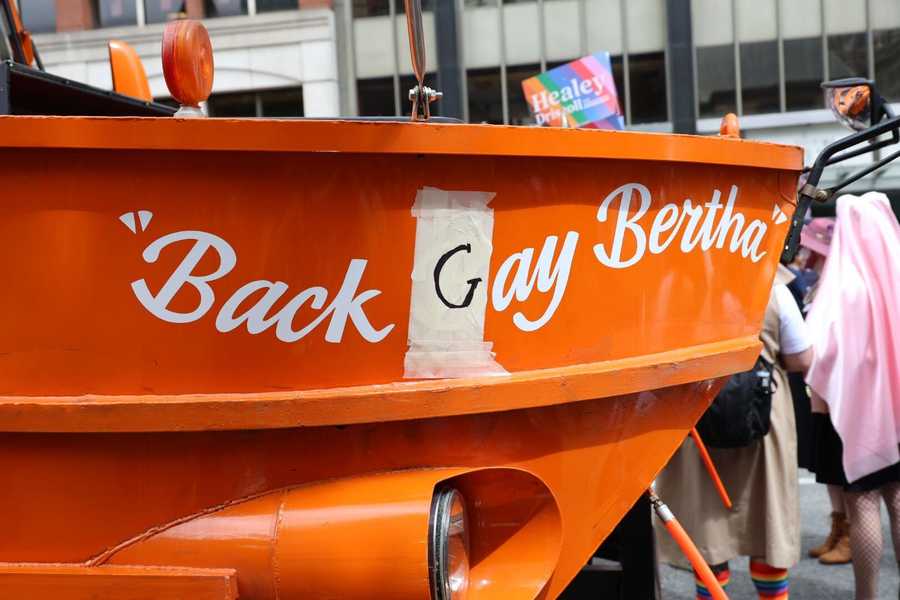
[0, 117, 801, 598]
[2, 378, 738, 599]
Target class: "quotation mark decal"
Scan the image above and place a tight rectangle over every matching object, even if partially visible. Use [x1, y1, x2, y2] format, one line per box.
[771, 204, 788, 225]
[119, 210, 153, 234]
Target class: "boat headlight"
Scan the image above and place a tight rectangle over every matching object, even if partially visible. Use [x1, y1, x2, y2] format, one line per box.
[429, 487, 470, 600]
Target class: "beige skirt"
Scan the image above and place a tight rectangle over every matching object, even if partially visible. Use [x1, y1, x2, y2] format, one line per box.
[654, 376, 800, 569]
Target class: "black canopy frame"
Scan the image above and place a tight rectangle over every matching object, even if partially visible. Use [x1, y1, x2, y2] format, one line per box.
[781, 84, 900, 262]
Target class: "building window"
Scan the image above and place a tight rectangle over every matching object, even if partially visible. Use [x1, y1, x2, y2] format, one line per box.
[874, 28, 900, 101]
[21, 0, 260, 31]
[357, 77, 395, 116]
[692, 0, 736, 119]
[98, 0, 138, 27]
[204, 0, 247, 17]
[258, 87, 304, 116]
[696, 44, 736, 119]
[781, 0, 824, 111]
[628, 52, 666, 123]
[739, 40, 779, 115]
[353, 0, 389, 17]
[207, 91, 257, 117]
[206, 87, 303, 117]
[506, 63, 540, 125]
[610, 55, 625, 108]
[19, 0, 57, 33]
[394, 0, 434, 12]
[827, 32, 868, 79]
[353, 0, 433, 18]
[356, 75, 441, 118]
[690, 0, 898, 118]
[257, 0, 299, 12]
[467, 67, 503, 124]
[145, 1, 188, 24]
[784, 37, 824, 111]
[145, 0, 250, 22]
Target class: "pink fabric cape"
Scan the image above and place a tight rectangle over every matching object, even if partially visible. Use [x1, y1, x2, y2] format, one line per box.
[806, 192, 900, 483]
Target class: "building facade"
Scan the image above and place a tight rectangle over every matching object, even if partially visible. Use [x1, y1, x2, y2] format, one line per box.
[18, 0, 900, 195]
[23, 0, 338, 116]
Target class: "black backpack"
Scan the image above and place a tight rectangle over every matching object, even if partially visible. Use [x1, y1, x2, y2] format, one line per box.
[695, 355, 776, 449]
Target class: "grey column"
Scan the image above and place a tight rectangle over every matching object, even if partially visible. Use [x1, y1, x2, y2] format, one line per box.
[666, 0, 696, 134]
[334, 0, 358, 116]
[435, 0, 464, 119]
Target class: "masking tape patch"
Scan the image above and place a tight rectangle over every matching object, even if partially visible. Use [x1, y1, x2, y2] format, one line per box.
[404, 187, 507, 379]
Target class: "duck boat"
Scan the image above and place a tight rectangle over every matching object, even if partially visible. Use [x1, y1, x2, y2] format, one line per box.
[0, 101, 800, 600]
[0, 3, 834, 599]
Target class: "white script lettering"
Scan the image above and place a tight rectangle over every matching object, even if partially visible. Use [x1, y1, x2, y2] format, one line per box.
[491, 231, 579, 332]
[132, 230, 394, 344]
[593, 183, 767, 268]
[593, 183, 651, 269]
[132, 231, 237, 324]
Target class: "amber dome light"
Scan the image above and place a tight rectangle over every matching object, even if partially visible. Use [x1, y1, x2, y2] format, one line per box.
[162, 19, 214, 109]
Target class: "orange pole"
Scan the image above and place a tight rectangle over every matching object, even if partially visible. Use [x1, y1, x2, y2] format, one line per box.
[649, 490, 729, 600]
[4, 0, 35, 66]
[690, 427, 732, 510]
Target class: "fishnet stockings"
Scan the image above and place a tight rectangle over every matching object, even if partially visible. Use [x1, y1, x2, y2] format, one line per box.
[845, 482, 900, 600]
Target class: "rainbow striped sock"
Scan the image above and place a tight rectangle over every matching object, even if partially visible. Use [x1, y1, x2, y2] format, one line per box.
[750, 559, 789, 599]
[695, 564, 730, 599]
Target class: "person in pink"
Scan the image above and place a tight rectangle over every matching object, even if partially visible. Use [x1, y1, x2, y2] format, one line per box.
[794, 218, 855, 565]
[806, 191, 900, 599]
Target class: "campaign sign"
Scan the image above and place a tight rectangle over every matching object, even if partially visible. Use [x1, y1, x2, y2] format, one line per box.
[521, 53, 623, 129]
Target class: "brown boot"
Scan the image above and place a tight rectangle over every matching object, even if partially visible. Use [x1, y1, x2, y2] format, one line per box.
[809, 512, 845, 558]
[819, 514, 852, 565]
